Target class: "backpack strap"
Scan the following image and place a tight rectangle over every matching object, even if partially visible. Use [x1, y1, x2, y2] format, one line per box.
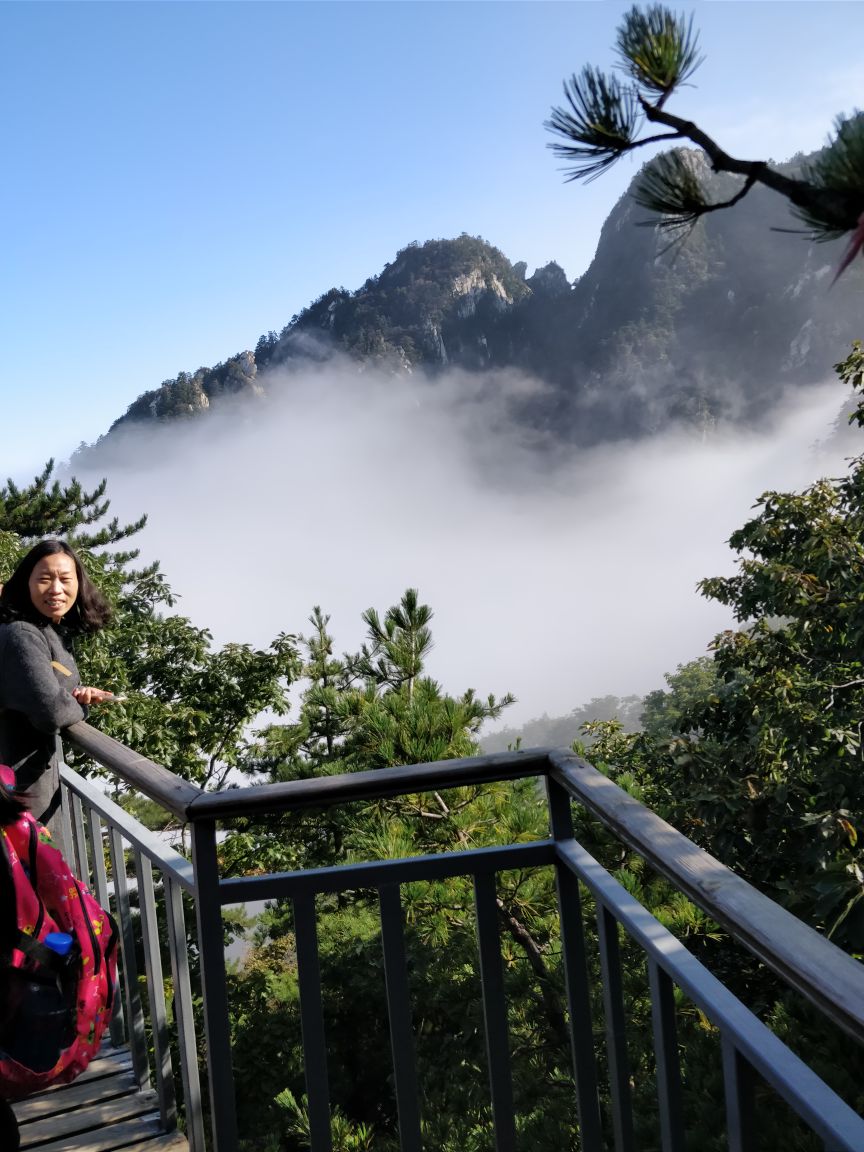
[0, 833, 17, 965]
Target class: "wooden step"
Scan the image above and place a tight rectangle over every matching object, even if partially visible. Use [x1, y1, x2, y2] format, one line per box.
[11, 1044, 188, 1152]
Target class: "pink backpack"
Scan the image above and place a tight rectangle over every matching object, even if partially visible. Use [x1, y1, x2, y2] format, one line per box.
[0, 766, 118, 1099]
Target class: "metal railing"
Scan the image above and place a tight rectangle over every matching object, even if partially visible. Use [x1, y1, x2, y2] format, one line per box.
[61, 721, 864, 1152]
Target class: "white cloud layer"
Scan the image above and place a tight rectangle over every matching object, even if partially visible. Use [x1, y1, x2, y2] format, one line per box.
[72, 364, 855, 728]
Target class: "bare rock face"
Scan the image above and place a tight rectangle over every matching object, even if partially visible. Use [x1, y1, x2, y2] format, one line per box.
[217, 350, 263, 399]
[452, 268, 513, 318]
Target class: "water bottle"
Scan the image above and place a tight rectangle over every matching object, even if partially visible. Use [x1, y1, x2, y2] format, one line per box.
[43, 933, 74, 958]
[4, 935, 75, 1072]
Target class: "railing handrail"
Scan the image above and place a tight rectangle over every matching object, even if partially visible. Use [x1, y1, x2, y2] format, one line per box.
[65, 723, 864, 1050]
[68, 720, 203, 819]
[67, 723, 551, 820]
[186, 747, 552, 820]
[549, 749, 864, 1045]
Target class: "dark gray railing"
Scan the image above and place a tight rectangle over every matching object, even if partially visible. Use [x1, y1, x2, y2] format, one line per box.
[62, 721, 864, 1152]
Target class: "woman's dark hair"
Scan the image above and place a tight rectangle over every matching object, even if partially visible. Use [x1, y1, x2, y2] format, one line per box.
[0, 540, 111, 633]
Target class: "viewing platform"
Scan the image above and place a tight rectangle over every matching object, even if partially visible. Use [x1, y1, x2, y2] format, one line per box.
[13, 1045, 187, 1151]
[26, 721, 864, 1152]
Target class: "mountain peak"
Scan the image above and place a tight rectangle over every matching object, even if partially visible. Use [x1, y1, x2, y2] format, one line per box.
[83, 140, 863, 459]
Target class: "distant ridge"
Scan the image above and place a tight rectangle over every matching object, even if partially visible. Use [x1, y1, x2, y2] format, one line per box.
[83, 143, 863, 459]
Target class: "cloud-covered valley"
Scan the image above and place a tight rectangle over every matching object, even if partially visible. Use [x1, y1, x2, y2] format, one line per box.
[70, 363, 856, 728]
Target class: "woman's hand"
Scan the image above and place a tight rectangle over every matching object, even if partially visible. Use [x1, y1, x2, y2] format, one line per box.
[72, 686, 119, 706]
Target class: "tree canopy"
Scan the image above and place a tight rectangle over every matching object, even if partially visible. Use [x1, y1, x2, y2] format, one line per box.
[0, 463, 300, 796]
[589, 343, 864, 954]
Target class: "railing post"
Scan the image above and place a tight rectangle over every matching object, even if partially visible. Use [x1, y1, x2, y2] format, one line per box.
[166, 876, 206, 1152]
[86, 808, 126, 1047]
[191, 818, 239, 1152]
[293, 892, 333, 1152]
[596, 903, 636, 1152]
[68, 790, 90, 885]
[547, 776, 603, 1151]
[136, 850, 178, 1132]
[57, 738, 74, 863]
[109, 827, 151, 1089]
[722, 1037, 756, 1152]
[648, 959, 686, 1152]
[378, 884, 422, 1152]
[474, 870, 517, 1152]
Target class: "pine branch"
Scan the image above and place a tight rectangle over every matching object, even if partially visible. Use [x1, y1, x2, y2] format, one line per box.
[549, 6, 864, 277]
[545, 67, 640, 181]
[496, 897, 569, 1049]
[615, 4, 704, 106]
[634, 151, 759, 238]
[641, 99, 864, 241]
[796, 114, 864, 241]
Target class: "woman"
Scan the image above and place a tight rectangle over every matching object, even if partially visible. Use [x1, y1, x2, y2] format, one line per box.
[0, 540, 113, 857]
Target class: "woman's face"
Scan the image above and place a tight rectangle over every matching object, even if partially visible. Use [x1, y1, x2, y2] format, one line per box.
[28, 554, 79, 624]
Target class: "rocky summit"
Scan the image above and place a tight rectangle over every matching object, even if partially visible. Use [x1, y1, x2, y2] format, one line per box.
[93, 145, 863, 455]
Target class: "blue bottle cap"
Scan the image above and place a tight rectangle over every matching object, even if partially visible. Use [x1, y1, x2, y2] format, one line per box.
[43, 932, 74, 956]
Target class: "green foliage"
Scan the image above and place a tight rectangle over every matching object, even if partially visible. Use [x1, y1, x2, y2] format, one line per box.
[548, 4, 864, 261]
[590, 346, 864, 957]
[546, 67, 639, 180]
[258, 588, 514, 781]
[639, 657, 717, 741]
[841, 339, 864, 421]
[225, 590, 515, 879]
[0, 462, 300, 793]
[0, 530, 22, 579]
[798, 116, 864, 240]
[482, 694, 644, 754]
[225, 591, 758, 1150]
[275, 1089, 377, 1152]
[615, 5, 703, 99]
[0, 460, 146, 556]
[225, 595, 609, 1150]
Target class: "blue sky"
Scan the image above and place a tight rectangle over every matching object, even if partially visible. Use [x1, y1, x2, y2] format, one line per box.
[3, 0, 862, 481]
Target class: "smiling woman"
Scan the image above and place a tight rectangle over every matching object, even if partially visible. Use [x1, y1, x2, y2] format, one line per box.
[0, 541, 112, 858]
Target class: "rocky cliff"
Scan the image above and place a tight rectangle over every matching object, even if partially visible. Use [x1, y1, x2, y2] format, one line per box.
[95, 146, 863, 451]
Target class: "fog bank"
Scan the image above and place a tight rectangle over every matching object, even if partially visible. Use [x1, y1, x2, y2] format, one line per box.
[71, 364, 855, 726]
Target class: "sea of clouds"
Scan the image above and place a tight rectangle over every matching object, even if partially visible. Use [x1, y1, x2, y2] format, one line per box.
[69, 360, 857, 729]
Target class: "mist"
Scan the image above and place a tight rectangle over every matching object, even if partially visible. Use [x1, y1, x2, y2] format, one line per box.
[70, 362, 856, 729]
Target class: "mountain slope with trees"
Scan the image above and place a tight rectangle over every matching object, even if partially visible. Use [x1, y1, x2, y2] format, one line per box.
[9, 349, 864, 1148]
[83, 141, 863, 462]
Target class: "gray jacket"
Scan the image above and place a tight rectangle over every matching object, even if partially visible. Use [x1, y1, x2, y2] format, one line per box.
[0, 619, 86, 852]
